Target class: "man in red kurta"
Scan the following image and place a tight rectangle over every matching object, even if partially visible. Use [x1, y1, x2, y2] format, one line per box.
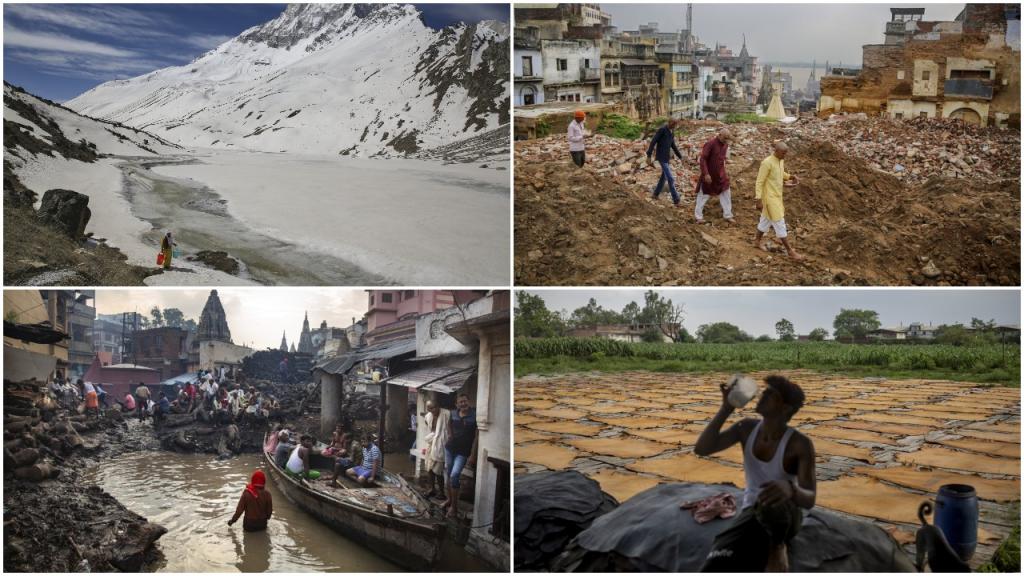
[694, 128, 734, 224]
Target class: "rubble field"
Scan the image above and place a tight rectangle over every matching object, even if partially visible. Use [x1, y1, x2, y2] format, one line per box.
[513, 370, 1021, 569]
[514, 116, 1020, 286]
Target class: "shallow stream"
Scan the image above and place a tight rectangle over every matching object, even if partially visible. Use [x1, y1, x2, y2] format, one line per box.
[83, 452, 399, 572]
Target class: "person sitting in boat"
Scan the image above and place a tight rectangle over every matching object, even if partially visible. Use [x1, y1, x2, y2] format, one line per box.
[695, 375, 817, 572]
[346, 433, 381, 486]
[286, 434, 320, 480]
[327, 430, 356, 488]
[322, 425, 350, 457]
[444, 393, 478, 519]
[273, 430, 295, 469]
[228, 469, 273, 532]
[264, 424, 284, 454]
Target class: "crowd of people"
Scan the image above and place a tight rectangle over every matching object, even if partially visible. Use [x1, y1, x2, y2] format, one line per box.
[567, 112, 804, 260]
[45, 369, 282, 428]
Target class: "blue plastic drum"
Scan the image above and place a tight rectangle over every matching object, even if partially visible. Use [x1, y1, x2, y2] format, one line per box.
[934, 483, 978, 562]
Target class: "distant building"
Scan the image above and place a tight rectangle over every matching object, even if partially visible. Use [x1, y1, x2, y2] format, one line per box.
[569, 323, 680, 343]
[820, 4, 1020, 127]
[297, 312, 314, 354]
[189, 290, 251, 376]
[133, 326, 193, 381]
[867, 322, 939, 341]
[67, 291, 95, 381]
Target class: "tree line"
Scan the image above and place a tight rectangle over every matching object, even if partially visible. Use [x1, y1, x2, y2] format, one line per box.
[514, 293, 1015, 346]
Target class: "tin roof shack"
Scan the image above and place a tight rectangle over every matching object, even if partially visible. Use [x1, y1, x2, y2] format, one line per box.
[312, 337, 416, 437]
[867, 322, 939, 341]
[819, 4, 1020, 127]
[443, 291, 510, 570]
[82, 356, 160, 401]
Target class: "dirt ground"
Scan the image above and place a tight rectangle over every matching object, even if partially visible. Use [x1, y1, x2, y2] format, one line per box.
[514, 117, 1020, 286]
[513, 370, 1021, 568]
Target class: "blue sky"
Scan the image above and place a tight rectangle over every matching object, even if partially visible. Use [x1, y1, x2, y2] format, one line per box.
[526, 289, 1021, 338]
[3, 3, 510, 102]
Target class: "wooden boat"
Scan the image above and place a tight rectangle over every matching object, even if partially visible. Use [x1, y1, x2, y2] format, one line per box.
[263, 448, 445, 570]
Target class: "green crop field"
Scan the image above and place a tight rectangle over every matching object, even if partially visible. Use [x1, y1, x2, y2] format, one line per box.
[515, 338, 1020, 385]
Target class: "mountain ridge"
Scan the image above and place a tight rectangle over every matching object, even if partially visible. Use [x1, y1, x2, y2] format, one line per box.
[66, 3, 509, 160]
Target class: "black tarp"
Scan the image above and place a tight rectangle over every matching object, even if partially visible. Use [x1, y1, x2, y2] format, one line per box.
[554, 482, 916, 572]
[515, 470, 618, 571]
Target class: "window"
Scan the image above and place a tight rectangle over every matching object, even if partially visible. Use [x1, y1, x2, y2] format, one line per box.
[381, 293, 392, 303]
[584, 58, 591, 69]
[370, 295, 375, 306]
[522, 56, 532, 77]
[895, 112, 904, 119]
[556, 58, 568, 71]
[919, 111, 928, 118]
[921, 70, 930, 81]
[404, 290, 414, 300]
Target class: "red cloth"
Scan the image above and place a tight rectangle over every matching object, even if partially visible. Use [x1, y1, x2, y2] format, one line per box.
[680, 492, 738, 524]
[695, 137, 730, 196]
[246, 470, 266, 500]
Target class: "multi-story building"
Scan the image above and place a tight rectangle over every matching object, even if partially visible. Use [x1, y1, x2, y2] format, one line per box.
[514, 27, 545, 105]
[364, 290, 486, 345]
[67, 291, 95, 381]
[657, 50, 697, 118]
[820, 4, 1020, 127]
[133, 326, 192, 381]
[4, 290, 70, 382]
[601, 38, 663, 119]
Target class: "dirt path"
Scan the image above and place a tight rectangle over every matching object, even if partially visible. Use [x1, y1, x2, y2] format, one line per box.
[514, 123, 1020, 286]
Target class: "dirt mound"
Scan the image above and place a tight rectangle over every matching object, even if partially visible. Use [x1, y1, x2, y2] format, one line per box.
[514, 123, 1020, 286]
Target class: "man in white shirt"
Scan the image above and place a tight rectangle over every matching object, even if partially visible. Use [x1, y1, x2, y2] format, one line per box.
[567, 110, 587, 167]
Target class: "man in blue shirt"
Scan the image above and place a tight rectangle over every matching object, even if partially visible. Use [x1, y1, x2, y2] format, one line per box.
[646, 118, 686, 206]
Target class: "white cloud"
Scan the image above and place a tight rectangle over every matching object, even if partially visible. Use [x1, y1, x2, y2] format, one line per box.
[180, 34, 233, 51]
[3, 22, 138, 57]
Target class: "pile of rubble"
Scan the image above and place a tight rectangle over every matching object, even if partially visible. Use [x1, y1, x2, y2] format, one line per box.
[514, 118, 1020, 287]
[242, 349, 301, 382]
[4, 379, 166, 572]
[787, 114, 1020, 184]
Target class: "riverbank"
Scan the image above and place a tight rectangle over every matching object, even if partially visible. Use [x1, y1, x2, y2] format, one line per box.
[3, 407, 167, 572]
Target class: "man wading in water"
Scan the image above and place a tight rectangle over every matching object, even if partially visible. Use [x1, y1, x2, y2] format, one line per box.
[695, 375, 816, 572]
[228, 470, 273, 532]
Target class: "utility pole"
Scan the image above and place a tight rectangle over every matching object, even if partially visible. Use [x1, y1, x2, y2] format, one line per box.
[685, 3, 693, 51]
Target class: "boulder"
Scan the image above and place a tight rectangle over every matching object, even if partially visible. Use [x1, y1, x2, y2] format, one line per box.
[36, 189, 91, 239]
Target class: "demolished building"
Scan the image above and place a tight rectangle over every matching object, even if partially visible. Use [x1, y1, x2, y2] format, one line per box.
[819, 4, 1021, 127]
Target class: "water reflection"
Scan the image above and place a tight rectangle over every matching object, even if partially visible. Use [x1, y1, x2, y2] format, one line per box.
[84, 452, 398, 572]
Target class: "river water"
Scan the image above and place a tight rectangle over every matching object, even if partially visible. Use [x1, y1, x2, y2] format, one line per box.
[84, 452, 399, 572]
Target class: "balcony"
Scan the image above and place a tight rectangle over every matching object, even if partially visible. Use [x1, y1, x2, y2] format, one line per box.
[944, 78, 993, 100]
[885, 21, 907, 35]
[514, 27, 540, 50]
[70, 341, 93, 355]
[581, 68, 601, 82]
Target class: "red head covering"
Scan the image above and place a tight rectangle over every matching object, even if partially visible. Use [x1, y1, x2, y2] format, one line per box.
[574, 110, 585, 120]
[246, 470, 266, 500]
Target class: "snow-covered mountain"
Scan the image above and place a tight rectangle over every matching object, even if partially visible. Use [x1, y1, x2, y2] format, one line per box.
[66, 3, 510, 159]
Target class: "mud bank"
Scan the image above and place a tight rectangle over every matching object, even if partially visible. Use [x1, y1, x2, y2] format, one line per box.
[3, 409, 166, 572]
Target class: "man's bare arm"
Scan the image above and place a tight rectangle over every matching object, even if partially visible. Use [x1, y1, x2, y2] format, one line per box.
[695, 382, 750, 456]
[792, 434, 816, 509]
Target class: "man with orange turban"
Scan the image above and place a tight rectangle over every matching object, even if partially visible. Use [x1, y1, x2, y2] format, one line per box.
[568, 110, 588, 167]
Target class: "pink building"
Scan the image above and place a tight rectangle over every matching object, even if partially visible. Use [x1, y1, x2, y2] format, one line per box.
[364, 290, 485, 344]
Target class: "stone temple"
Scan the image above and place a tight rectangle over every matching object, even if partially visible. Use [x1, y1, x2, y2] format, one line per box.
[197, 289, 232, 342]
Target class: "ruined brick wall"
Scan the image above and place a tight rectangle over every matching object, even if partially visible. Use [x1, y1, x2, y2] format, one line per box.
[820, 30, 1019, 126]
[863, 44, 906, 69]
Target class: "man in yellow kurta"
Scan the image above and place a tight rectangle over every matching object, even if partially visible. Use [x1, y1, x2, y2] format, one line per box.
[754, 142, 803, 260]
